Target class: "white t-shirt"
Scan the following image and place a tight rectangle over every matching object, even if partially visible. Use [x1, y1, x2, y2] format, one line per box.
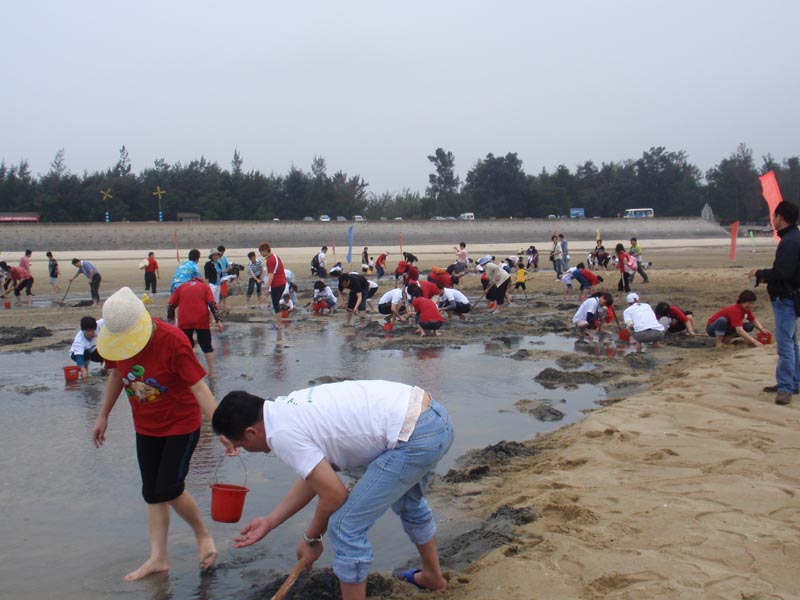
[314, 286, 336, 302]
[317, 252, 326, 268]
[379, 288, 404, 305]
[70, 318, 104, 355]
[623, 302, 665, 332]
[561, 267, 577, 284]
[441, 287, 468, 304]
[368, 280, 379, 291]
[572, 298, 601, 323]
[263, 380, 415, 479]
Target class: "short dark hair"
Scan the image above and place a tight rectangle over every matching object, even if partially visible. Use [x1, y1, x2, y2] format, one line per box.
[188, 249, 201, 262]
[775, 201, 799, 225]
[258, 242, 272, 254]
[313, 280, 326, 291]
[737, 290, 757, 304]
[451, 275, 460, 286]
[576, 262, 585, 270]
[338, 273, 351, 286]
[148, 251, 155, 257]
[71, 258, 80, 266]
[46, 251, 53, 258]
[654, 302, 670, 319]
[247, 251, 256, 259]
[630, 237, 637, 242]
[212, 391, 265, 441]
[615, 243, 625, 253]
[407, 285, 422, 298]
[80, 316, 97, 331]
[25, 249, 32, 256]
[217, 245, 226, 253]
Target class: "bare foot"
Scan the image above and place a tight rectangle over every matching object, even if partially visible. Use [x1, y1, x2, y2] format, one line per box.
[414, 570, 448, 591]
[123, 557, 169, 581]
[434, 331, 442, 336]
[198, 533, 217, 572]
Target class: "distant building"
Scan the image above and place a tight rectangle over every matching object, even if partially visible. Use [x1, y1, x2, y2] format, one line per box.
[177, 212, 201, 222]
[0, 212, 41, 223]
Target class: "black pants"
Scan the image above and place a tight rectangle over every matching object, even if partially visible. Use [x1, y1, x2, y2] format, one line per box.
[617, 272, 631, 293]
[144, 271, 157, 293]
[89, 274, 101, 303]
[269, 283, 286, 313]
[14, 277, 33, 296]
[136, 428, 200, 504]
[182, 328, 213, 353]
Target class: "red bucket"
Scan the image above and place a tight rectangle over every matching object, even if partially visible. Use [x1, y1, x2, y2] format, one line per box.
[488, 301, 496, 310]
[3, 301, 10, 310]
[757, 331, 772, 344]
[383, 322, 393, 332]
[210, 483, 249, 523]
[63, 366, 81, 381]
[281, 309, 289, 318]
[619, 329, 631, 341]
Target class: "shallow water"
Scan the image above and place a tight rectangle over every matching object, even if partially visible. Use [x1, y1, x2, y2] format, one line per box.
[0, 322, 607, 599]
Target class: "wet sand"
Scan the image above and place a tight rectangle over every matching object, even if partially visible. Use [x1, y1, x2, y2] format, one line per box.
[2, 223, 798, 599]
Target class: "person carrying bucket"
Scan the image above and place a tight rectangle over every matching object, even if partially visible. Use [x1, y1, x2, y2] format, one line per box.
[91, 287, 228, 581]
[211, 380, 455, 600]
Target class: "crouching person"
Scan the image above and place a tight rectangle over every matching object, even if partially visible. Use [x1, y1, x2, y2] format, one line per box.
[212, 380, 455, 600]
[572, 292, 614, 342]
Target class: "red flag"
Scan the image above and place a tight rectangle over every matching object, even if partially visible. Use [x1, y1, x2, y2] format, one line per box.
[399, 233, 403, 253]
[332, 236, 336, 256]
[759, 170, 783, 243]
[729, 221, 739, 260]
[173, 231, 180, 263]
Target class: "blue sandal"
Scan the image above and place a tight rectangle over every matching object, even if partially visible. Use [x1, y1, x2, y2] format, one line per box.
[394, 567, 426, 590]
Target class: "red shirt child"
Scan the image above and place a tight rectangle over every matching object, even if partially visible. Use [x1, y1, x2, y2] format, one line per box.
[428, 266, 452, 289]
[168, 279, 217, 329]
[412, 296, 445, 324]
[417, 280, 440, 299]
[707, 303, 755, 333]
[579, 268, 599, 286]
[145, 257, 159, 273]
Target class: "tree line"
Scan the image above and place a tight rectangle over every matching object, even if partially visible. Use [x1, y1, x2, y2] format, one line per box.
[0, 144, 798, 223]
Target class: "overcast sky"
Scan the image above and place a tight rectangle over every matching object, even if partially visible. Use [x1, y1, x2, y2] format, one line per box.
[2, 1, 798, 193]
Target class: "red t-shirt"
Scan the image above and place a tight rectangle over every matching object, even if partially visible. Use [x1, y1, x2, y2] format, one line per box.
[668, 306, 689, 324]
[428, 268, 452, 288]
[145, 257, 159, 273]
[412, 297, 445, 323]
[617, 251, 630, 273]
[418, 280, 440, 299]
[266, 254, 287, 287]
[376, 254, 387, 268]
[169, 279, 214, 329]
[105, 319, 206, 437]
[579, 268, 598, 285]
[707, 303, 755, 329]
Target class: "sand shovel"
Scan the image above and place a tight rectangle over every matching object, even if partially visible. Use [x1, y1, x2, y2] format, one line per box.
[57, 278, 74, 306]
[270, 558, 306, 600]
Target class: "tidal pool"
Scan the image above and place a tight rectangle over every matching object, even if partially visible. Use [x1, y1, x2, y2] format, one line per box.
[0, 321, 608, 599]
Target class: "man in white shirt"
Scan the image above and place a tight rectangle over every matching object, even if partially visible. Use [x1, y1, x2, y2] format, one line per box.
[316, 247, 328, 278]
[623, 293, 665, 349]
[437, 284, 471, 320]
[213, 380, 455, 599]
[377, 288, 408, 324]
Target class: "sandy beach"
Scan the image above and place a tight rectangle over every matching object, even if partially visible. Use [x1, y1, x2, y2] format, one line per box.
[2, 221, 798, 599]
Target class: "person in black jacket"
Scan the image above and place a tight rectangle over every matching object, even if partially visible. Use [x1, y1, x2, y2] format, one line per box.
[751, 201, 800, 405]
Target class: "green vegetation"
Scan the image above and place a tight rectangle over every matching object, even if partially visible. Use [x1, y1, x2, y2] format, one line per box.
[0, 144, 797, 222]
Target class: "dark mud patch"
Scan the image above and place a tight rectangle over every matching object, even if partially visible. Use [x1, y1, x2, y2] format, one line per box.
[555, 354, 591, 369]
[623, 352, 656, 369]
[663, 334, 715, 349]
[14, 384, 51, 396]
[556, 303, 579, 311]
[443, 441, 537, 483]
[515, 399, 566, 421]
[535, 367, 615, 389]
[0, 326, 53, 346]
[307, 375, 351, 386]
[252, 569, 395, 600]
[437, 504, 538, 570]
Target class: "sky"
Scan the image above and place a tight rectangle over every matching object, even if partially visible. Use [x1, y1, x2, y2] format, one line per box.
[2, 1, 798, 193]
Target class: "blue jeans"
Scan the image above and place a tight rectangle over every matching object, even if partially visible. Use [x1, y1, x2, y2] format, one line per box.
[553, 258, 564, 278]
[772, 297, 800, 392]
[328, 399, 455, 584]
[706, 317, 753, 338]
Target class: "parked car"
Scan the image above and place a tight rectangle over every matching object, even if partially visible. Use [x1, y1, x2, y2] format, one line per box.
[319, 215, 331, 222]
[303, 216, 314, 222]
[430, 216, 445, 221]
[394, 217, 403, 221]
[353, 215, 366, 222]
[444, 216, 457, 221]
[272, 218, 280, 222]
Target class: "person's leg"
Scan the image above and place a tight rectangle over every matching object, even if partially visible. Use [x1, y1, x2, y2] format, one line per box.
[181, 329, 196, 348]
[706, 317, 729, 346]
[196, 329, 214, 378]
[91, 274, 102, 304]
[637, 262, 649, 283]
[330, 401, 454, 598]
[169, 492, 216, 571]
[772, 298, 798, 395]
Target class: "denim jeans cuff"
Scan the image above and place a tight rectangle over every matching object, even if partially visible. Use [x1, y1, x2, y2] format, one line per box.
[333, 557, 372, 585]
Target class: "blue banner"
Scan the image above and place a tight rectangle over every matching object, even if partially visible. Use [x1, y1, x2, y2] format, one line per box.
[346, 225, 354, 263]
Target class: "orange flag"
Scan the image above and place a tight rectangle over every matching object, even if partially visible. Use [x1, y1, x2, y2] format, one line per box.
[759, 170, 783, 243]
[729, 221, 739, 260]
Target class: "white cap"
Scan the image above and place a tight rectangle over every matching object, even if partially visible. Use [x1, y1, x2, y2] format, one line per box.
[626, 292, 640, 304]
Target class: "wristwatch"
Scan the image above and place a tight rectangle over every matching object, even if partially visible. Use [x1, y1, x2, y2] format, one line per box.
[303, 532, 323, 547]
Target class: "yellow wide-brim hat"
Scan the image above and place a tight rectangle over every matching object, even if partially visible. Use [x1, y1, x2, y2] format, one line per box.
[97, 287, 153, 361]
